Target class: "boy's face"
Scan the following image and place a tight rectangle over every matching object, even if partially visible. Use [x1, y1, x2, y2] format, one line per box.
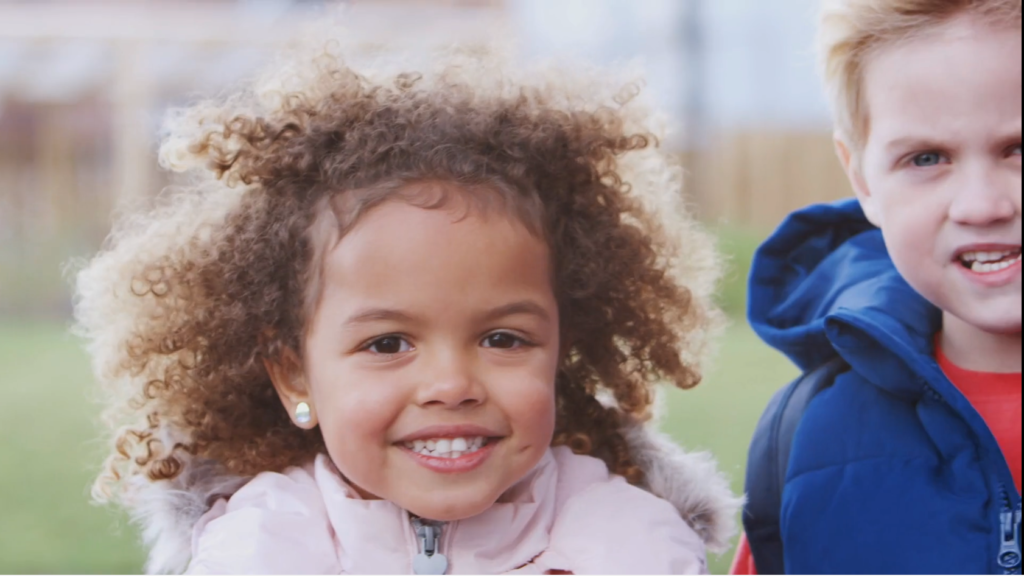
[276, 186, 560, 522]
[839, 16, 1022, 336]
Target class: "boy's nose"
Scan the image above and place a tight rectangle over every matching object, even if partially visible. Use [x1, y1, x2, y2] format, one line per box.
[948, 170, 1019, 226]
[414, 350, 486, 409]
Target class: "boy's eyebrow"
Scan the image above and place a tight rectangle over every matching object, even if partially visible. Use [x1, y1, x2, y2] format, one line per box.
[884, 136, 948, 154]
[885, 124, 1023, 154]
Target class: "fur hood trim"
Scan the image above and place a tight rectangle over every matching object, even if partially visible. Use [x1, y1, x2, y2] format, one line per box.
[131, 422, 741, 574]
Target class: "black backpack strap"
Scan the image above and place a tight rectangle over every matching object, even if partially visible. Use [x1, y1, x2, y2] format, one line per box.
[743, 356, 849, 574]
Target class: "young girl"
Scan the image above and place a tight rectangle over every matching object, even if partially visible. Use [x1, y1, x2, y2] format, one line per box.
[74, 41, 740, 574]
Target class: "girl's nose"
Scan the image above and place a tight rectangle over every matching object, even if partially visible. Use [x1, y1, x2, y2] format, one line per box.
[414, 350, 486, 409]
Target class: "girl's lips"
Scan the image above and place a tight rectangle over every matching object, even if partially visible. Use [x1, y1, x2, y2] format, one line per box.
[395, 424, 504, 444]
[399, 440, 499, 474]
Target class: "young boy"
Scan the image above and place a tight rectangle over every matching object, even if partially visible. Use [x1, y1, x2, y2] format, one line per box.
[734, 0, 1021, 573]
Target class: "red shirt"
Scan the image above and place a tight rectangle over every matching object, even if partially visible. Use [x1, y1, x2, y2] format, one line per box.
[937, 344, 1022, 494]
[731, 534, 757, 575]
[731, 346, 1022, 576]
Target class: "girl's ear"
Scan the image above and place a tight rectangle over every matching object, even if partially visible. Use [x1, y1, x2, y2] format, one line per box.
[263, 348, 319, 429]
[834, 134, 883, 228]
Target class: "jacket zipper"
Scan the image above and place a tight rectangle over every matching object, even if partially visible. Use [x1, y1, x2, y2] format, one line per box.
[411, 517, 450, 575]
[998, 489, 1022, 575]
[917, 372, 1022, 575]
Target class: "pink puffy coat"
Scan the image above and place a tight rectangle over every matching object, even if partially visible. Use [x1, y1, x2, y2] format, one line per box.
[136, 425, 741, 575]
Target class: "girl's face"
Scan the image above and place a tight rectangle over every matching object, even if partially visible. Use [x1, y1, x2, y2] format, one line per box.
[289, 186, 560, 521]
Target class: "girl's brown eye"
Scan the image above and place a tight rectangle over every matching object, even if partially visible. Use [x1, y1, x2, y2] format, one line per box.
[482, 333, 522, 349]
[368, 336, 410, 355]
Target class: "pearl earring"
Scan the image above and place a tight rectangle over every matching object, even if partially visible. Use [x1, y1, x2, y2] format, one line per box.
[295, 401, 312, 425]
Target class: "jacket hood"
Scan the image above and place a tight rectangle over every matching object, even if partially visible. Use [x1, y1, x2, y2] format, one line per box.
[748, 199, 942, 395]
[131, 421, 742, 574]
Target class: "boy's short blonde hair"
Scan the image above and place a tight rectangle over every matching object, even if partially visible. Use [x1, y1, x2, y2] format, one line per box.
[818, 0, 1022, 147]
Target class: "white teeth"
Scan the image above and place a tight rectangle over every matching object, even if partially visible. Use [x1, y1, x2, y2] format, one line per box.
[971, 254, 1021, 273]
[403, 436, 490, 459]
[960, 250, 1020, 263]
[959, 249, 1022, 273]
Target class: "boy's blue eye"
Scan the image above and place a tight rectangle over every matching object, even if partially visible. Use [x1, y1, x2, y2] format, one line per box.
[367, 336, 411, 355]
[482, 333, 524, 349]
[911, 152, 945, 167]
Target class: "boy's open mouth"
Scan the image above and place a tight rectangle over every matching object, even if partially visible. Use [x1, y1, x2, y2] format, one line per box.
[956, 247, 1022, 273]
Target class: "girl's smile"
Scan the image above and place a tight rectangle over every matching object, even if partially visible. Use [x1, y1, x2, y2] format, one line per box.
[395, 424, 505, 473]
[399, 436, 500, 474]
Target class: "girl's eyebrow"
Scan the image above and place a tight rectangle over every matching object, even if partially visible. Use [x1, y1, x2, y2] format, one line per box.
[343, 301, 551, 327]
[479, 300, 552, 324]
[342, 308, 417, 326]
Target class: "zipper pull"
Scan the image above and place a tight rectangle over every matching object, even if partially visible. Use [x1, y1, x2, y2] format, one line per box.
[412, 518, 449, 575]
[998, 506, 1022, 575]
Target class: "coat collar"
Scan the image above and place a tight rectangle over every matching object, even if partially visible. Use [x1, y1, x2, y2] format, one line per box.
[315, 452, 557, 574]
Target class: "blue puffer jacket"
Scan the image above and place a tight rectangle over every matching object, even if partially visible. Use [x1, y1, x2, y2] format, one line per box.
[748, 199, 1022, 574]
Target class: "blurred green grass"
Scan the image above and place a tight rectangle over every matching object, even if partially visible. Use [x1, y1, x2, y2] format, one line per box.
[663, 323, 798, 573]
[0, 225, 794, 574]
[714, 226, 764, 319]
[0, 323, 145, 574]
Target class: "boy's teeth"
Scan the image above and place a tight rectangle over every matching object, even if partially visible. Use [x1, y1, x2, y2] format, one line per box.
[403, 436, 489, 458]
[971, 255, 1021, 273]
[959, 249, 1022, 273]
[961, 249, 1020, 263]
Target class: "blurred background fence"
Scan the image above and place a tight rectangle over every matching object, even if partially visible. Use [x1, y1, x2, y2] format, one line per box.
[0, 1, 848, 573]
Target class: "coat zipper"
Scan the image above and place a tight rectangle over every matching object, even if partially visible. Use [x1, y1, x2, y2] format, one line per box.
[917, 370, 1022, 575]
[998, 489, 1022, 575]
[411, 517, 450, 575]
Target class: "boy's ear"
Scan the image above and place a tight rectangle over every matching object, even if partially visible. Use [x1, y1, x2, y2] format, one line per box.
[834, 134, 883, 228]
[263, 348, 319, 429]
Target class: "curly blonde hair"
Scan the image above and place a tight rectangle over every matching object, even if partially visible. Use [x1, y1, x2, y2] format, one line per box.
[74, 42, 722, 505]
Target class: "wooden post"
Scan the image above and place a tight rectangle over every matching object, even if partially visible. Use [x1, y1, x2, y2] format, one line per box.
[37, 104, 77, 237]
[111, 40, 153, 210]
